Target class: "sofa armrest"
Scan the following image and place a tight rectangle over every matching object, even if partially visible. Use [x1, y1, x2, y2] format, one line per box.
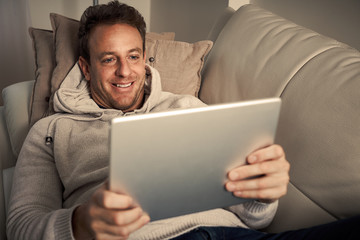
[2, 80, 34, 159]
[0, 80, 33, 240]
[2, 167, 14, 217]
[0, 105, 16, 240]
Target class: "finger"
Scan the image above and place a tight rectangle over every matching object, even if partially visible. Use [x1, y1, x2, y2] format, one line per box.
[226, 173, 289, 192]
[232, 185, 288, 200]
[228, 157, 289, 181]
[93, 188, 134, 210]
[247, 144, 285, 164]
[93, 213, 150, 239]
[95, 206, 144, 226]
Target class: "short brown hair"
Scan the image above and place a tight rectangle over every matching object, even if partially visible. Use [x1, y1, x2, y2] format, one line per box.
[78, 1, 146, 63]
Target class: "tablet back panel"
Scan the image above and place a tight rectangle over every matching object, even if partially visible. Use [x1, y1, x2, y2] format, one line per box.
[110, 98, 281, 220]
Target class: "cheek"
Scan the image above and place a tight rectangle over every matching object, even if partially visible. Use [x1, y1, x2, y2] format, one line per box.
[89, 72, 107, 93]
[93, 68, 111, 84]
[135, 64, 146, 77]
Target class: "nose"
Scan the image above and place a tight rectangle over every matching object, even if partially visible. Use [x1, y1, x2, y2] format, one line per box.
[115, 58, 131, 78]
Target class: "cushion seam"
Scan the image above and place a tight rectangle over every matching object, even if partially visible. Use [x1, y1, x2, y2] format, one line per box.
[278, 45, 345, 98]
[288, 181, 339, 220]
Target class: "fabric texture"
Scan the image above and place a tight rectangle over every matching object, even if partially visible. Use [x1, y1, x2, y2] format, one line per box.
[28, 28, 55, 126]
[49, 13, 80, 109]
[146, 39, 213, 97]
[146, 32, 176, 41]
[7, 64, 277, 240]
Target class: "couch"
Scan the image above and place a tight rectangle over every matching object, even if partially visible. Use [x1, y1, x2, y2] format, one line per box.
[1, 4, 360, 239]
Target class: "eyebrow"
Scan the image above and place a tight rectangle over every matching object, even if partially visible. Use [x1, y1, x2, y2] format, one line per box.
[130, 47, 143, 54]
[99, 48, 143, 58]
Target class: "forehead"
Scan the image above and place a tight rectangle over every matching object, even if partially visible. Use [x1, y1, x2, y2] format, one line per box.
[89, 23, 143, 53]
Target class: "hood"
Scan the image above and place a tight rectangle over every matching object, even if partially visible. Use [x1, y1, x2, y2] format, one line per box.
[52, 62, 162, 118]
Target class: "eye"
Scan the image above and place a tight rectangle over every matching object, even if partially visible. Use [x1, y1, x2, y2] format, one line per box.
[129, 55, 140, 61]
[102, 58, 115, 63]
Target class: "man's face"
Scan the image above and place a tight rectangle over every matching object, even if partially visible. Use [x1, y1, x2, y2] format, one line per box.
[79, 23, 146, 112]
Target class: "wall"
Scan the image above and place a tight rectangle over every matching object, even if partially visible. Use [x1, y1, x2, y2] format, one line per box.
[30, 0, 229, 42]
[0, 0, 34, 105]
[251, 0, 360, 51]
[28, 0, 360, 49]
[228, 0, 249, 10]
[150, 0, 228, 42]
[29, 0, 151, 30]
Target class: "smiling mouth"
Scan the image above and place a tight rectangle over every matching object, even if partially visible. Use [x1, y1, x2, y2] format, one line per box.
[113, 82, 133, 88]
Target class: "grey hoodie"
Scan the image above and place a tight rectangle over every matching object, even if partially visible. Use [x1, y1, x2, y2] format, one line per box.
[7, 64, 277, 240]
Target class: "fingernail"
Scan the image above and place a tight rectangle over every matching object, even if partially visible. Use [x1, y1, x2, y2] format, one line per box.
[248, 155, 257, 163]
[143, 215, 150, 223]
[227, 183, 235, 191]
[234, 191, 243, 197]
[229, 171, 238, 180]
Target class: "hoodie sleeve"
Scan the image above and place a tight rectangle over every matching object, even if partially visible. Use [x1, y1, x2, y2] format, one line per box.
[6, 119, 75, 240]
[227, 200, 278, 229]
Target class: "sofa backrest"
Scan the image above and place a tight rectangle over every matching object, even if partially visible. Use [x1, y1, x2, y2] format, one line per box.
[200, 4, 360, 232]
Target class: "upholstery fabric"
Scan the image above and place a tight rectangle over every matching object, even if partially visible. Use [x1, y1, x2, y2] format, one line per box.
[200, 4, 360, 232]
[145, 32, 175, 41]
[28, 28, 55, 126]
[48, 13, 80, 116]
[146, 39, 213, 96]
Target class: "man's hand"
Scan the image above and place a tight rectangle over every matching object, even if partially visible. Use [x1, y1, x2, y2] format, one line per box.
[72, 183, 150, 240]
[225, 144, 290, 203]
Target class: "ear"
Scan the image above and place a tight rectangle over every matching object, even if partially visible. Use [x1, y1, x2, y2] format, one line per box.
[78, 56, 91, 81]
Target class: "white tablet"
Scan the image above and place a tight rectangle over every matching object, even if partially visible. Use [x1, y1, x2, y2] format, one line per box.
[109, 98, 281, 221]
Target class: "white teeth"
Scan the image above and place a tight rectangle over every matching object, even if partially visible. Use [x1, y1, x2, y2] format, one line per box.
[116, 83, 132, 88]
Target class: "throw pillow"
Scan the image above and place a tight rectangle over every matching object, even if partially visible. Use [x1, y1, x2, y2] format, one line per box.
[28, 28, 55, 126]
[145, 39, 213, 96]
[146, 32, 175, 41]
[48, 13, 80, 115]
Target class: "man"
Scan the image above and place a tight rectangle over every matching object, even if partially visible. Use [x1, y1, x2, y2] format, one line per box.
[6, 1, 359, 240]
[74, 2, 288, 239]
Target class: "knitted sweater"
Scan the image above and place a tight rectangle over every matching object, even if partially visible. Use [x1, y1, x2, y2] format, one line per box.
[7, 64, 278, 240]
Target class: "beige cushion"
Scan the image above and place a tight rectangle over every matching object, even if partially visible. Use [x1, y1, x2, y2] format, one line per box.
[48, 13, 80, 115]
[145, 32, 175, 41]
[146, 39, 213, 96]
[28, 28, 55, 126]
